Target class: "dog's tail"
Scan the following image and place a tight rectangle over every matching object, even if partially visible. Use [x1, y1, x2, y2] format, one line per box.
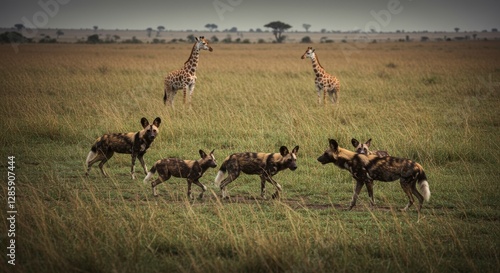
[85, 137, 101, 167]
[85, 150, 96, 166]
[214, 157, 228, 187]
[416, 164, 431, 202]
[143, 160, 159, 184]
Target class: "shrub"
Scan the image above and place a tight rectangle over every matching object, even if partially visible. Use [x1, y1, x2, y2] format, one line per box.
[301, 36, 312, 43]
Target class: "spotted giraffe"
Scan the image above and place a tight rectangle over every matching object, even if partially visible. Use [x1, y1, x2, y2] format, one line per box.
[163, 36, 213, 106]
[301, 47, 340, 105]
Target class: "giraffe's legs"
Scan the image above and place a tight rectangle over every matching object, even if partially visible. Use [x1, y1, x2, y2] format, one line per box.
[316, 86, 322, 104]
[183, 86, 187, 104]
[187, 83, 195, 105]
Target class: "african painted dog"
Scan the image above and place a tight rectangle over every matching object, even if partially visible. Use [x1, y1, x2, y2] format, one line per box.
[351, 138, 390, 157]
[85, 117, 161, 179]
[143, 149, 217, 198]
[317, 139, 430, 212]
[214, 146, 299, 200]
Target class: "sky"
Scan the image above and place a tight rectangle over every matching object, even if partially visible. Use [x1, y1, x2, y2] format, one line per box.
[1, 0, 499, 33]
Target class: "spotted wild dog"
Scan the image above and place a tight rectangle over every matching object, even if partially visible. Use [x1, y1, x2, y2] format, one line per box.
[214, 146, 299, 200]
[144, 149, 217, 198]
[351, 138, 390, 157]
[85, 117, 161, 179]
[317, 139, 430, 212]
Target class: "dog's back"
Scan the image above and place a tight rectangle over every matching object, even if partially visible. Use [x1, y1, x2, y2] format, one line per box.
[356, 154, 420, 182]
[157, 158, 199, 178]
[222, 152, 276, 175]
[91, 133, 136, 154]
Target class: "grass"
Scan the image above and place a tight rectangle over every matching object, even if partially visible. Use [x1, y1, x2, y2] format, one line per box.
[1, 41, 499, 272]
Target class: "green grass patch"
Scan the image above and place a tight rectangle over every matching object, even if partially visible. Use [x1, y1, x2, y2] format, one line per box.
[1, 42, 499, 272]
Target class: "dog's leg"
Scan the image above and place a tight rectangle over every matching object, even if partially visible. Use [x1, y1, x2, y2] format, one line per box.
[349, 180, 364, 210]
[260, 175, 267, 199]
[151, 176, 166, 197]
[400, 179, 414, 211]
[138, 154, 148, 175]
[265, 176, 282, 200]
[219, 172, 239, 199]
[187, 179, 193, 199]
[98, 160, 108, 177]
[192, 179, 207, 199]
[98, 151, 113, 177]
[86, 151, 103, 176]
[130, 152, 138, 179]
[366, 179, 375, 207]
[410, 179, 425, 212]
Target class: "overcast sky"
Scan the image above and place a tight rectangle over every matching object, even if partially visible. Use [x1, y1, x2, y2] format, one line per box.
[1, 0, 499, 32]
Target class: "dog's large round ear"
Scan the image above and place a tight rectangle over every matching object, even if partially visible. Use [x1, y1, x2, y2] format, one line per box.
[351, 138, 359, 148]
[153, 117, 162, 128]
[210, 149, 215, 155]
[141, 117, 149, 128]
[292, 146, 299, 154]
[279, 146, 289, 156]
[365, 138, 372, 147]
[199, 149, 207, 158]
[329, 139, 339, 152]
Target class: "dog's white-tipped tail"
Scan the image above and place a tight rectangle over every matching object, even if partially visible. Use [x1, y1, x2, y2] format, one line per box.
[214, 170, 225, 187]
[416, 165, 430, 202]
[143, 161, 158, 184]
[420, 180, 431, 202]
[143, 172, 153, 184]
[85, 151, 96, 166]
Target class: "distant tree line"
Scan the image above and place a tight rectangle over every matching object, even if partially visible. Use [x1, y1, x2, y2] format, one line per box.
[2, 22, 498, 45]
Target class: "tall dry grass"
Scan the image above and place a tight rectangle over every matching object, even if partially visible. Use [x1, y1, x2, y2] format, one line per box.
[0, 41, 499, 272]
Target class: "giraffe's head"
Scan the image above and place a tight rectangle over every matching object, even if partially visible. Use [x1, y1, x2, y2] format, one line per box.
[195, 36, 213, 52]
[301, 47, 315, 60]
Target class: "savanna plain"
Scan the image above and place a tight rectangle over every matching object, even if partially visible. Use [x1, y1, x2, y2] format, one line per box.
[1, 41, 499, 272]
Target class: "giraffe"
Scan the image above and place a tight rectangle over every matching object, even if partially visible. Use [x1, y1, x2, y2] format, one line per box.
[163, 36, 213, 106]
[301, 47, 340, 105]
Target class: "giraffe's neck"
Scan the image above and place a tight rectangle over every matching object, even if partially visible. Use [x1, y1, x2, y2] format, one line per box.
[310, 54, 326, 77]
[183, 44, 200, 74]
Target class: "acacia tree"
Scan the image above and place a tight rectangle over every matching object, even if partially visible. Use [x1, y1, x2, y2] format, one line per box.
[264, 21, 292, 43]
[56, 29, 64, 39]
[14, 24, 24, 32]
[146, 27, 153, 37]
[157, 26, 165, 37]
[303, 23, 311, 32]
[205, 23, 218, 32]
